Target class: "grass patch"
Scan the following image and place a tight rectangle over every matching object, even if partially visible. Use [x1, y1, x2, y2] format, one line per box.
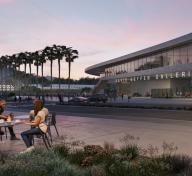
[0, 135, 192, 176]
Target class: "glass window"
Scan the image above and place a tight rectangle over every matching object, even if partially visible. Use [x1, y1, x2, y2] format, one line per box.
[153, 54, 163, 68]
[180, 46, 188, 64]
[188, 43, 192, 63]
[167, 49, 174, 66]
[134, 60, 139, 71]
[150, 56, 156, 69]
[162, 51, 169, 66]
[142, 58, 147, 70]
[129, 61, 133, 72]
[174, 48, 181, 65]
[112, 66, 114, 76]
[118, 65, 121, 74]
[137, 59, 142, 71]
[145, 57, 152, 69]
[127, 62, 129, 73]
[127, 62, 131, 73]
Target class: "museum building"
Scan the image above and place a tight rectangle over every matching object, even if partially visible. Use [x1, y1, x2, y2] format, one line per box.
[85, 33, 192, 97]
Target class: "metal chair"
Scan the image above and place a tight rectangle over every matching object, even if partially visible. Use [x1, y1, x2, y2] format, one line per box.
[0, 127, 3, 141]
[0, 125, 10, 141]
[46, 112, 59, 143]
[32, 129, 52, 149]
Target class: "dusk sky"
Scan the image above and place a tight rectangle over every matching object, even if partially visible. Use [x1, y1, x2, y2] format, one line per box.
[0, 0, 192, 79]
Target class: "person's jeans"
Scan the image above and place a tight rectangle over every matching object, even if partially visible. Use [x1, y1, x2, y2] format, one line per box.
[21, 127, 42, 148]
[8, 126, 16, 137]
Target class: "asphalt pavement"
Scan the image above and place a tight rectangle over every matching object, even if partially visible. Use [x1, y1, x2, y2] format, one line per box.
[6, 103, 192, 122]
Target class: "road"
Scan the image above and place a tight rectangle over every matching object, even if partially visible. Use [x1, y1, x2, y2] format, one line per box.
[7, 104, 192, 122]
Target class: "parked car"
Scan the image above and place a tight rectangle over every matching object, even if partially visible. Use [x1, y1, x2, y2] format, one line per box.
[87, 94, 108, 103]
[68, 96, 88, 104]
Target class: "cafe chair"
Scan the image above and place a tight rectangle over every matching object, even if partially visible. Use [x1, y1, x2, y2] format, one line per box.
[46, 112, 59, 143]
[32, 130, 52, 149]
[0, 125, 10, 141]
[0, 127, 4, 141]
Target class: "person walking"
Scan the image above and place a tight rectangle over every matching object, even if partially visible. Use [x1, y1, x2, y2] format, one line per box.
[0, 99, 19, 140]
[121, 93, 124, 101]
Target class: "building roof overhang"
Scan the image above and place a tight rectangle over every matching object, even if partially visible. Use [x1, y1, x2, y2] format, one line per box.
[85, 33, 192, 76]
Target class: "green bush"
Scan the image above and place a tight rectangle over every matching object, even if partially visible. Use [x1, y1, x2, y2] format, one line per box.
[162, 154, 192, 175]
[0, 149, 91, 176]
[67, 149, 86, 166]
[120, 145, 140, 160]
[138, 157, 170, 176]
[1, 139, 192, 176]
[53, 144, 70, 158]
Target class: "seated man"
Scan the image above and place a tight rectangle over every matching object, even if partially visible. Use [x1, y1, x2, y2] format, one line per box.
[0, 99, 19, 140]
[21, 99, 49, 152]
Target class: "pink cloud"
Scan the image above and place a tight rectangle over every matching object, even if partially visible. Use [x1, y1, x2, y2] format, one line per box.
[0, 0, 15, 4]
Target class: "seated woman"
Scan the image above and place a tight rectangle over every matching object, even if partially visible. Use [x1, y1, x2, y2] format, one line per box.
[21, 99, 49, 152]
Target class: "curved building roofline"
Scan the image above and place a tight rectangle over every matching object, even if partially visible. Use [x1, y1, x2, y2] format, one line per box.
[85, 33, 192, 76]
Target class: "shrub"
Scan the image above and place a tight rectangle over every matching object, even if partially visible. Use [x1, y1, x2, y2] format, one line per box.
[120, 145, 140, 160]
[163, 154, 192, 175]
[119, 134, 140, 146]
[91, 165, 106, 176]
[138, 157, 170, 176]
[84, 145, 104, 156]
[1, 137, 192, 176]
[0, 149, 91, 176]
[67, 149, 86, 166]
[53, 144, 70, 158]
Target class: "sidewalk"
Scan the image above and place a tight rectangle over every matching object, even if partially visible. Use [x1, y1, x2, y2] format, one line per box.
[1, 113, 192, 156]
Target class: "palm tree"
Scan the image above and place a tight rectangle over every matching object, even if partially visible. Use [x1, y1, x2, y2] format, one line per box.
[15, 53, 24, 95]
[24, 52, 34, 76]
[9, 54, 18, 94]
[6, 55, 14, 92]
[0, 56, 5, 95]
[32, 51, 41, 89]
[17, 52, 28, 93]
[26, 52, 34, 93]
[38, 50, 47, 91]
[3, 55, 12, 93]
[43, 46, 57, 90]
[64, 47, 79, 98]
[53, 45, 66, 90]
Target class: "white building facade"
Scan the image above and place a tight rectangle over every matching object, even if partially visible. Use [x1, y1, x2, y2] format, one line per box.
[85, 33, 192, 98]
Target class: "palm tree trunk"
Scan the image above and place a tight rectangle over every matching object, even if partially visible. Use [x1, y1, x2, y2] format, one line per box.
[29, 63, 32, 75]
[58, 58, 61, 90]
[9, 66, 12, 92]
[68, 61, 71, 100]
[41, 63, 44, 92]
[18, 65, 21, 96]
[29, 63, 32, 94]
[0, 67, 3, 95]
[50, 60, 53, 90]
[13, 65, 16, 95]
[4, 66, 8, 95]
[36, 65, 39, 88]
[24, 63, 27, 94]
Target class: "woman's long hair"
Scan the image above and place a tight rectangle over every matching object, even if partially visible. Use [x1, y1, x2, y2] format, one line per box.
[34, 99, 43, 116]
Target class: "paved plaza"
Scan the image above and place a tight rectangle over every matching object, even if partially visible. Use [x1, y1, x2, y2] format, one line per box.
[1, 111, 192, 156]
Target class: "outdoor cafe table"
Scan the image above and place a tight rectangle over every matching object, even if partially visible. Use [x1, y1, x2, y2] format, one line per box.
[0, 117, 27, 141]
[0, 121, 14, 141]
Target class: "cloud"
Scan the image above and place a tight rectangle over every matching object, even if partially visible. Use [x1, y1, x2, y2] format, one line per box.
[80, 50, 105, 57]
[0, 0, 15, 4]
